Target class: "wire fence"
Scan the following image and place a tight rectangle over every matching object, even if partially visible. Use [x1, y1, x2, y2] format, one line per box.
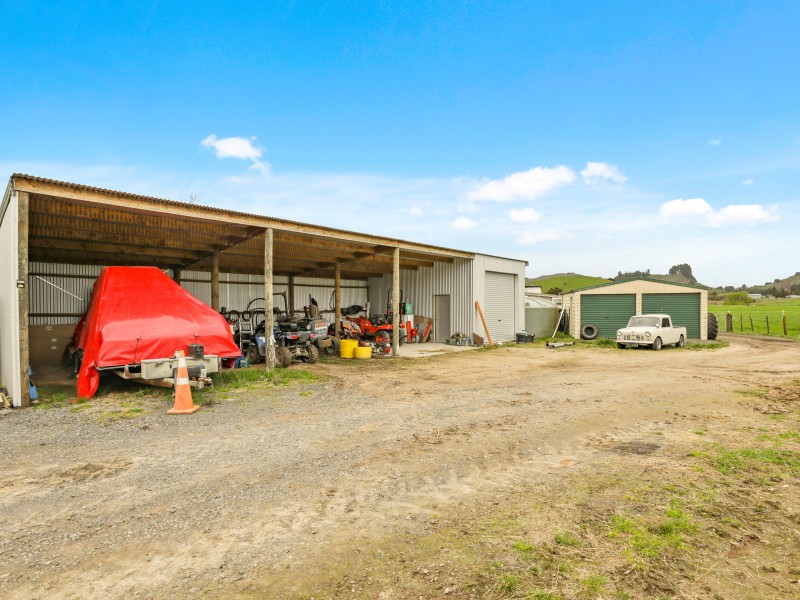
[711, 311, 799, 338]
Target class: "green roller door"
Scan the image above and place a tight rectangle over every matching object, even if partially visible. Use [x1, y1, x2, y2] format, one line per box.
[580, 294, 636, 338]
[642, 293, 701, 339]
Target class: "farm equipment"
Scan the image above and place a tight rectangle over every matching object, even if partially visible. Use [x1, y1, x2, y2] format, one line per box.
[225, 294, 321, 366]
[345, 289, 418, 348]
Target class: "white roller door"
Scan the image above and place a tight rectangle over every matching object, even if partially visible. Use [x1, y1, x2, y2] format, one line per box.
[484, 271, 516, 342]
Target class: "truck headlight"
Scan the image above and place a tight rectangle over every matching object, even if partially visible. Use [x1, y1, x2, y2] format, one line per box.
[645, 332, 651, 338]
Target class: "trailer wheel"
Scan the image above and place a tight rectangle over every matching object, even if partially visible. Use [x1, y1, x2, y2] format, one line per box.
[580, 323, 599, 340]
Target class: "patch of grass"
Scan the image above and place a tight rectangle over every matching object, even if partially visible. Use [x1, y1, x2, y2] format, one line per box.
[211, 367, 319, 391]
[529, 591, 561, 600]
[607, 499, 695, 560]
[299, 390, 313, 397]
[737, 388, 767, 398]
[694, 444, 800, 476]
[593, 338, 618, 348]
[32, 385, 76, 409]
[580, 574, 607, 594]
[686, 341, 729, 350]
[768, 413, 788, 421]
[694, 430, 706, 435]
[499, 573, 519, 595]
[512, 541, 535, 558]
[554, 531, 580, 547]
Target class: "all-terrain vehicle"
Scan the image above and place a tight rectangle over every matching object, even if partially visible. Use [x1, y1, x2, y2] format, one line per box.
[224, 294, 319, 367]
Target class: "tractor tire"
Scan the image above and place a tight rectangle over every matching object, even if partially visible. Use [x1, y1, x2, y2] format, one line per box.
[303, 343, 319, 364]
[323, 337, 340, 356]
[580, 323, 599, 340]
[707, 313, 719, 340]
[653, 337, 663, 351]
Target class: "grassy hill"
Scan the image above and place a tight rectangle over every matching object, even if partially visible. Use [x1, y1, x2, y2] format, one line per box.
[526, 273, 611, 293]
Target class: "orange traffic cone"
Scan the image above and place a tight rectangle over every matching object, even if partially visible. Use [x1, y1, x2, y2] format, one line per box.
[167, 350, 200, 415]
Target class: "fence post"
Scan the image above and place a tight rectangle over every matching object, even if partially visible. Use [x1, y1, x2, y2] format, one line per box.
[783, 311, 788, 336]
[766, 315, 770, 335]
[726, 312, 733, 332]
[739, 314, 743, 332]
[750, 315, 754, 332]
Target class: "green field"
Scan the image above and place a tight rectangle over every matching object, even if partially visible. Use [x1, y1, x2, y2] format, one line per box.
[710, 298, 800, 338]
[527, 273, 611, 293]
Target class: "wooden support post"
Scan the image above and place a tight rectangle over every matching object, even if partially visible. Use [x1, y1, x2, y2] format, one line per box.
[18, 192, 30, 407]
[172, 267, 181, 286]
[475, 300, 493, 347]
[783, 312, 788, 336]
[288, 275, 295, 317]
[750, 315, 754, 332]
[392, 247, 400, 357]
[210, 252, 220, 312]
[765, 315, 770, 336]
[263, 228, 275, 369]
[334, 264, 342, 340]
[739, 314, 743, 332]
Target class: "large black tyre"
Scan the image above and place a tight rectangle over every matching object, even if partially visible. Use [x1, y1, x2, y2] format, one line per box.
[653, 337, 663, 351]
[707, 313, 719, 340]
[303, 343, 319, 364]
[247, 344, 261, 364]
[323, 337, 340, 356]
[275, 346, 291, 368]
[580, 323, 599, 340]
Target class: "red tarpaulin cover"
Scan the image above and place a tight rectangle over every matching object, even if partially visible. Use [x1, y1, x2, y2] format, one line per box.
[75, 266, 241, 398]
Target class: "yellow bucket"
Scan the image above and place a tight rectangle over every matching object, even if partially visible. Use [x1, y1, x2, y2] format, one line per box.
[353, 346, 372, 360]
[339, 339, 358, 359]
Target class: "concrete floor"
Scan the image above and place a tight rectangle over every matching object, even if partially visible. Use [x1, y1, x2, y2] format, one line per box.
[396, 342, 476, 358]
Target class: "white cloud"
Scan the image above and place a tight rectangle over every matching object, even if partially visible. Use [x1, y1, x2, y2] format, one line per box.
[467, 165, 575, 202]
[709, 138, 721, 146]
[580, 161, 627, 184]
[707, 204, 777, 227]
[743, 178, 754, 186]
[659, 197, 777, 227]
[452, 216, 477, 230]
[201, 134, 271, 175]
[516, 229, 563, 245]
[659, 198, 713, 219]
[508, 207, 541, 223]
[410, 206, 425, 217]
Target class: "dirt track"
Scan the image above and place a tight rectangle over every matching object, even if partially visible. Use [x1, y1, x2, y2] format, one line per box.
[1, 336, 799, 599]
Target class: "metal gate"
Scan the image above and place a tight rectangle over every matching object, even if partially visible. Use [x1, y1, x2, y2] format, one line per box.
[642, 293, 701, 339]
[484, 271, 516, 342]
[580, 294, 636, 338]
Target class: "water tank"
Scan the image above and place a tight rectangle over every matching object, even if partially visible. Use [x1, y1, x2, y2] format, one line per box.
[524, 296, 559, 339]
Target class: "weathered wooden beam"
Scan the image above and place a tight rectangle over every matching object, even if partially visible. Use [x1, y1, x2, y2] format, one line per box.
[18, 192, 30, 407]
[211, 252, 220, 311]
[334, 264, 341, 341]
[392, 247, 400, 358]
[263, 228, 275, 369]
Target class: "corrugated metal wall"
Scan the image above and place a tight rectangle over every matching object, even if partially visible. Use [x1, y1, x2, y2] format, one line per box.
[367, 258, 473, 336]
[27, 263, 367, 325]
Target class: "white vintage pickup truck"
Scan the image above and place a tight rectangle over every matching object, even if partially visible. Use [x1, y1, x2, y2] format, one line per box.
[616, 314, 687, 350]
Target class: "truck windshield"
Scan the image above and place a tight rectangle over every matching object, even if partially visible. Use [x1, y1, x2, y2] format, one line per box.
[628, 316, 660, 327]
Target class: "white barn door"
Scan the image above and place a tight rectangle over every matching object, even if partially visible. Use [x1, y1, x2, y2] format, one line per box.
[484, 271, 516, 342]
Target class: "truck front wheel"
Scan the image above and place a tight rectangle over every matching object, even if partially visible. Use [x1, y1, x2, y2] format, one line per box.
[652, 337, 662, 351]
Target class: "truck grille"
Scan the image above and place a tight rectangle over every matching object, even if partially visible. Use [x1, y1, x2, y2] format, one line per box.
[624, 334, 646, 341]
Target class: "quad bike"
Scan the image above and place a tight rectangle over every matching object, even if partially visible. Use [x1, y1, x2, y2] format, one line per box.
[224, 294, 319, 366]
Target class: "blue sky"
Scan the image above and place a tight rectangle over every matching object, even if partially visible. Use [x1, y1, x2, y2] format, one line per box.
[2, 1, 798, 287]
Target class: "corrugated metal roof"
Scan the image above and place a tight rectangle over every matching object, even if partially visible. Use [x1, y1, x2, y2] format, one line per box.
[11, 173, 473, 259]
